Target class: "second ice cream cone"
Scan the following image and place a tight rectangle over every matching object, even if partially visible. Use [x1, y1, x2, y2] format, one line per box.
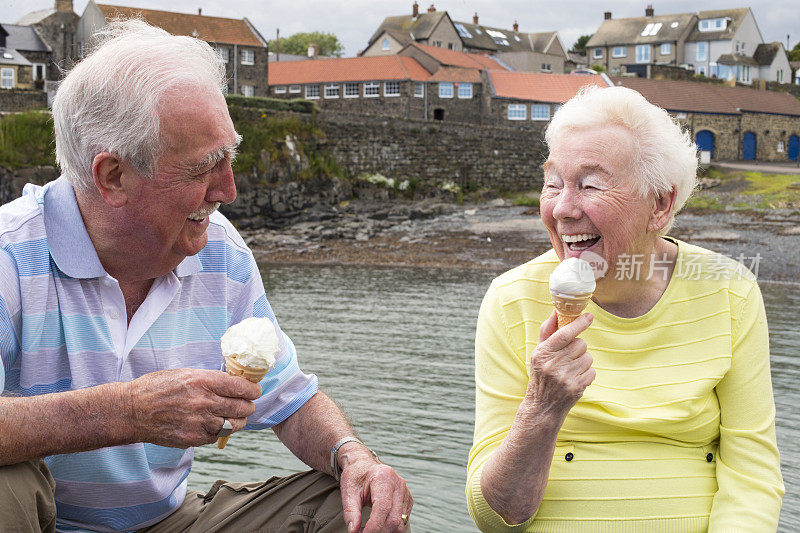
[217, 356, 268, 449]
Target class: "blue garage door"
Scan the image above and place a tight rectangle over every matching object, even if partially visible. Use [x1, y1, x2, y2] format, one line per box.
[789, 135, 799, 162]
[696, 130, 715, 159]
[742, 131, 757, 160]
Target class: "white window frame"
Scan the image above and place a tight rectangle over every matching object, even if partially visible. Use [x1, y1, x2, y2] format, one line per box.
[344, 82, 359, 98]
[305, 85, 320, 99]
[697, 42, 707, 62]
[384, 81, 400, 97]
[541, 63, 552, 72]
[593, 48, 603, 59]
[777, 141, 785, 153]
[636, 44, 651, 63]
[216, 47, 229, 63]
[241, 84, 254, 97]
[457, 83, 472, 99]
[289, 85, 301, 94]
[531, 104, 550, 121]
[507, 104, 526, 120]
[32, 63, 46, 80]
[612, 46, 626, 58]
[324, 84, 340, 98]
[1, 68, 14, 89]
[364, 81, 380, 97]
[382, 38, 391, 51]
[660, 43, 671, 55]
[274, 86, 287, 94]
[241, 49, 255, 65]
[438, 82, 454, 98]
[414, 82, 424, 98]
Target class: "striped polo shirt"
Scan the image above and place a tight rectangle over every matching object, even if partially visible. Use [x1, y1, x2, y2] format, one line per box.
[0, 177, 318, 532]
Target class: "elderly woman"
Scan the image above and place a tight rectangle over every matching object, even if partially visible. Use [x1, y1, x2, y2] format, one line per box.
[466, 86, 784, 532]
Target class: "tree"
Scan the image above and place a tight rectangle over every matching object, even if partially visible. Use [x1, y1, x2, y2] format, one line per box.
[788, 42, 800, 62]
[268, 31, 344, 58]
[571, 34, 593, 54]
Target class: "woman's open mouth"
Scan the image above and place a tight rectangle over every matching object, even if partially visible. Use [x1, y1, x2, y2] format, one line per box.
[562, 233, 601, 251]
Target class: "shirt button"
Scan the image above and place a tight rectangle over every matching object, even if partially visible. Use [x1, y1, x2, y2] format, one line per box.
[565, 452, 574, 462]
[109, 309, 120, 320]
[706, 453, 713, 462]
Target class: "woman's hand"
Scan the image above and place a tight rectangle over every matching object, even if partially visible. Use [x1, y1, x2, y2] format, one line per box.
[525, 310, 595, 423]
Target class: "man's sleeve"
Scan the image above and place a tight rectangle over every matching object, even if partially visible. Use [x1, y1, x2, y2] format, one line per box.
[0, 249, 21, 394]
[708, 279, 785, 531]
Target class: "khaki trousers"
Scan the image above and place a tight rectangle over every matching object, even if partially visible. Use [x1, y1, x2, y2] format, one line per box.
[1, 460, 360, 532]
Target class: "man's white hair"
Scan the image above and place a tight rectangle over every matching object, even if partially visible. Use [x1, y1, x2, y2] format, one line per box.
[545, 85, 697, 234]
[53, 18, 227, 190]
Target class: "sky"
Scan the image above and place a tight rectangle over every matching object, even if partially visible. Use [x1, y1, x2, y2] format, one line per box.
[3, 0, 799, 56]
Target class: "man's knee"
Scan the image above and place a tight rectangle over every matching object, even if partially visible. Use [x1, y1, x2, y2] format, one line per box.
[0, 459, 57, 533]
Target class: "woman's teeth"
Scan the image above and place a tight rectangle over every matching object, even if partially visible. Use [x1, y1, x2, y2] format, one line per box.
[562, 234, 601, 250]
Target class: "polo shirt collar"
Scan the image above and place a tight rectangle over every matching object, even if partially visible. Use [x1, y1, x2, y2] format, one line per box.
[42, 176, 203, 279]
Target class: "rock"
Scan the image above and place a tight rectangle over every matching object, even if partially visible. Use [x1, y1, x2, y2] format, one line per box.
[488, 198, 508, 207]
[692, 230, 740, 241]
[697, 178, 722, 189]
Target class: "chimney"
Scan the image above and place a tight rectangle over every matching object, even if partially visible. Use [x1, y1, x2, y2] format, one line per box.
[412, 1, 419, 17]
[513, 20, 518, 32]
[645, 4, 654, 17]
[307, 43, 318, 58]
[428, 4, 436, 13]
[198, 8, 202, 15]
[473, 13, 479, 24]
[55, 0, 73, 13]
[604, 11, 612, 20]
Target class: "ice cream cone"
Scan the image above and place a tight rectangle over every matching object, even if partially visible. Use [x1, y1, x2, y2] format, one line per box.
[217, 356, 268, 449]
[551, 293, 593, 329]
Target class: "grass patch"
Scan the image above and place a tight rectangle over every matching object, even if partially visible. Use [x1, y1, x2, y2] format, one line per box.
[685, 195, 725, 211]
[0, 111, 56, 169]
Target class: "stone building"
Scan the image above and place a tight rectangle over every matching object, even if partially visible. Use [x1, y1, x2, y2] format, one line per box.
[76, 1, 269, 97]
[14, 0, 79, 85]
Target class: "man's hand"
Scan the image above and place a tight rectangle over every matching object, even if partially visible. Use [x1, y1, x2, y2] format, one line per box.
[339, 444, 413, 533]
[123, 368, 262, 448]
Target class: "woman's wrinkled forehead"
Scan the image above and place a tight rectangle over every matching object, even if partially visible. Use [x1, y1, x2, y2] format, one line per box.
[545, 126, 636, 173]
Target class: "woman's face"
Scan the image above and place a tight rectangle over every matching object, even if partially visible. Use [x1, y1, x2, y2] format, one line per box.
[540, 125, 660, 280]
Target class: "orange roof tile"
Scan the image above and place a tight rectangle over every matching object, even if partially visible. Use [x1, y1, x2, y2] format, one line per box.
[411, 43, 507, 70]
[97, 4, 264, 47]
[489, 71, 609, 103]
[428, 67, 482, 83]
[269, 56, 431, 85]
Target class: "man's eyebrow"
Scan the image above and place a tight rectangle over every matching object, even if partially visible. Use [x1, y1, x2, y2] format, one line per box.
[189, 134, 242, 173]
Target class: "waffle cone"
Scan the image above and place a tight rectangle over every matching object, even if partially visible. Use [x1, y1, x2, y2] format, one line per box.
[551, 293, 592, 329]
[217, 356, 270, 449]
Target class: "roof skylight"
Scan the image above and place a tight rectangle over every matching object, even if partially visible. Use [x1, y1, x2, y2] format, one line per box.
[640, 22, 662, 36]
[454, 23, 473, 39]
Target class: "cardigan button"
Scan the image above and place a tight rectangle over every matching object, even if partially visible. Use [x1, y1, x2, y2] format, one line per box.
[565, 452, 574, 462]
[706, 453, 713, 462]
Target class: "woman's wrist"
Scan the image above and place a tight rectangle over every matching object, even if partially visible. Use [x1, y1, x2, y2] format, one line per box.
[517, 398, 567, 432]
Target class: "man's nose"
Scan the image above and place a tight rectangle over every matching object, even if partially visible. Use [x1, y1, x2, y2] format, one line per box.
[207, 161, 237, 205]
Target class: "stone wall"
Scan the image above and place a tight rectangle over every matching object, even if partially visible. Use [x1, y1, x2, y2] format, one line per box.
[764, 81, 800, 99]
[0, 89, 49, 112]
[676, 113, 740, 160]
[0, 165, 59, 205]
[426, 82, 483, 123]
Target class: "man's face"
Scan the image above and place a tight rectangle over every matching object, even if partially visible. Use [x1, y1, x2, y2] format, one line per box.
[123, 87, 238, 271]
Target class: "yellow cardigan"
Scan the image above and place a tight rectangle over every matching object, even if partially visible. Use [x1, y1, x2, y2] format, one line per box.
[467, 240, 784, 532]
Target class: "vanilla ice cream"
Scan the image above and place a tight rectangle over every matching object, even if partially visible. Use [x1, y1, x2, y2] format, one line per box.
[221, 317, 280, 370]
[549, 257, 596, 298]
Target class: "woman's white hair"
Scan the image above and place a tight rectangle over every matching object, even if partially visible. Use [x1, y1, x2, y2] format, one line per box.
[53, 18, 227, 190]
[545, 85, 697, 234]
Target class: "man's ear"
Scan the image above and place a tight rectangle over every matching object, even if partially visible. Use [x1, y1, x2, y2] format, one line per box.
[91, 152, 128, 208]
[648, 187, 677, 233]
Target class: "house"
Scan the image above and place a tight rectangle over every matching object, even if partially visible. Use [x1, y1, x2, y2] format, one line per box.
[587, 6, 789, 84]
[363, 3, 568, 73]
[614, 76, 800, 161]
[76, 1, 269, 97]
[14, 0, 78, 86]
[0, 24, 51, 90]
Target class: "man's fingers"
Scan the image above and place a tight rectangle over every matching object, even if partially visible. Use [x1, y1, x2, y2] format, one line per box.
[208, 398, 256, 419]
[341, 485, 364, 533]
[363, 484, 392, 533]
[209, 372, 263, 400]
[538, 310, 559, 343]
[543, 313, 593, 351]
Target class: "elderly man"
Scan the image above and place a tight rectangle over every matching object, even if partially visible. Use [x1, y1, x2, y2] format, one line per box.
[0, 19, 412, 533]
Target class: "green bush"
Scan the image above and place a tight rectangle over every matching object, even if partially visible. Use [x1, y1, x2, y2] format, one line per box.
[225, 94, 316, 114]
[0, 111, 56, 169]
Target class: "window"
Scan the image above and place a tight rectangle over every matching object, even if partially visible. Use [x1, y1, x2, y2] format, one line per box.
[324, 84, 340, 98]
[778, 141, 785, 153]
[241, 49, 255, 65]
[737, 65, 751, 83]
[735, 41, 740, 53]
[531, 104, 550, 121]
[699, 18, 726, 32]
[344, 82, 359, 98]
[660, 43, 671, 55]
[1, 68, 14, 89]
[778, 69, 784, 83]
[438, 82, 453, 98]
[741, 43, 746, 55]
[541, 63, 552, 72]
[216, 47, 229, 63]
[414, 82, 424, 98]
[33, 63, 46, 80]
[457, 83, 472, 98]
[384, 81, 400, 96]
[364, 82, 380, 97]
[289, 85, 301, 93]
[640, 22, 662, 37]
[432, 40, 442, 47]
[676, 112, 687, 119]
[274, 86, 287, 94]
[696, 42, 707, 62]
[382, 38, 391, 51]
[612, 46, 626, 58]
[305, 85, 320, 99]
[636, 44, 650, 63]
[448, 42, 455, 50]
[507, 104, 526, 120]
[593, 48, 602, 59]
[698, 66, 706, 76]
[241, 84, 254, 97]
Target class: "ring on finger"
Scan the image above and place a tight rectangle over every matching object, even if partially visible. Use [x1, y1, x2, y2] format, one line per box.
[401, 513, 409, 526]
[217, 418, 233, 438]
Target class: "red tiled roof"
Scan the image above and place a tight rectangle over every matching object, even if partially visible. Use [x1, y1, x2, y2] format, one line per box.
[97, 4, 264, 47]
[614, 77, 800, 117]
[268, 56, 431, 85]
[427, 67, 482, 83]
[489, 71, 609, 103]
[412, 43, 508, 70]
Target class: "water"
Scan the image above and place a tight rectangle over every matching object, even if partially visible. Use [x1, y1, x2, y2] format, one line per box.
[189, 265, 800, 532]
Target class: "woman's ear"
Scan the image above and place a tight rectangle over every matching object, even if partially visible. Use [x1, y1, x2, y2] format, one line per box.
[648, 187, 676, 233]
